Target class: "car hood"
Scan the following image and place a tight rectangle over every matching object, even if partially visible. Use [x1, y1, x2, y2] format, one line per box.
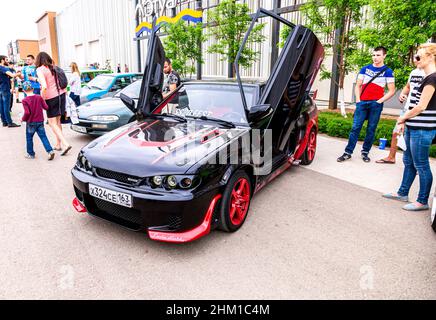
[77, 97, 133, 118]
[82, 119, 248, 177]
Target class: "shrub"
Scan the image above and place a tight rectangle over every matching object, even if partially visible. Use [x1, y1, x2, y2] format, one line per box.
[318, 111, 436, 158]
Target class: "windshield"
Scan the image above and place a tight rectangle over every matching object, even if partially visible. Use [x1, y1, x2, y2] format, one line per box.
[86, 75, 114, 90]
[115, 80, 142, 99]
[157, 83, 256, 125]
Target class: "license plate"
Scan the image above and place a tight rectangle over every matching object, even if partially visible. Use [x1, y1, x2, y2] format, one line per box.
[89, 184, 133, 208]
[72, 125, 87, 133]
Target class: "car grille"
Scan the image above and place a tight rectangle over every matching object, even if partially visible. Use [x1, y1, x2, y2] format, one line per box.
[96, 168, 142, 185]
[167, 215, 183, 230]
[93, 198, 142, 226]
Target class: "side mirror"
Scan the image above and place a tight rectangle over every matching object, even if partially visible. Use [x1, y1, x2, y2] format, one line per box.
[120, 93, 136, 113]
[247, 104, 273, 122]
[151, 64, 162, 89]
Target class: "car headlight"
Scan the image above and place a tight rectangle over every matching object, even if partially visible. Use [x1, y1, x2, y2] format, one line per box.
[149, 175, 199, 190]
[167, 176, 177, 189]
[180, 177, 193, 189]
[77, 154, 93, 173]
[152, 176, 163, 187]
[88, 115, 119, 122]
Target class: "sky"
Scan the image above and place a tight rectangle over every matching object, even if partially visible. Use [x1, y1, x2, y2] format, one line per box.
[0, 0, 76, 54]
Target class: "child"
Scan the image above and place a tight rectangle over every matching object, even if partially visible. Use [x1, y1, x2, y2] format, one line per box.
[21, 81, 55, 160]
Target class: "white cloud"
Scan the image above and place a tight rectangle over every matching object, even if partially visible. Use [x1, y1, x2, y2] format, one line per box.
[0, 0, 76, 54]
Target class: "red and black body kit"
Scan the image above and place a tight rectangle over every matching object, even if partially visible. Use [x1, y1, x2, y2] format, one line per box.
[71, 9, 324, 243]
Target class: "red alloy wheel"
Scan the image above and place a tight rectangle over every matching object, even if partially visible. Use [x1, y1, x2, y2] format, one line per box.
[229, 178, 251, 226]
[307, 130, 317, 161]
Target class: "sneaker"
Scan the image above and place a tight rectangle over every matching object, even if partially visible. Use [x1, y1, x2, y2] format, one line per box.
[25, 154, 35, 160]
[362, 154, 371, 162]
[48, 151, 55, 161]
[8, 123, 21, 128]
[2, 123, 7, 127]
[337, 153, 352, 162]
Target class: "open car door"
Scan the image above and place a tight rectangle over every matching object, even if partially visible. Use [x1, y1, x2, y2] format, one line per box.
[136, 18, 166, 118]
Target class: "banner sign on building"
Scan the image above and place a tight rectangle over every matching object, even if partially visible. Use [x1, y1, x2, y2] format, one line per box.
[135, 0, 203, 37]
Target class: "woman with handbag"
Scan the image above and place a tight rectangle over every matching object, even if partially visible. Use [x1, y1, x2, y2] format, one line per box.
[69, 62, 81, 107]
[383, 43, 436, 211]
[36, 52, 72, 156]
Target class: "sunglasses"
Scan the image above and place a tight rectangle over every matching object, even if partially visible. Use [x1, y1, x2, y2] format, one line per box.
[414, 55, 422, 62]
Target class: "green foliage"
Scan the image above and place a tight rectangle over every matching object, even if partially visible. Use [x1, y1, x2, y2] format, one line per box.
[162, 20, 205, 78]
[352, 0, 436, 88]
[299, 0, 369, 89]
[206, 0, 266, 73]
[318, 111, 436, 157]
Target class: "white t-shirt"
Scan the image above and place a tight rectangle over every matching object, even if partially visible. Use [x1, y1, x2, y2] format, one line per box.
[403, 68, 426, 112]
[69, 72, 82, 95]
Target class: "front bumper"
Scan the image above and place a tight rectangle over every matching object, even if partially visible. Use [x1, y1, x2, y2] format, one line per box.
[72, 168, 222, 243]
[70, 119, 125, 136]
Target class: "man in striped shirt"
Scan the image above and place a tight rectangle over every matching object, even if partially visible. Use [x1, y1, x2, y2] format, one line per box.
[376, 62, 425, 164]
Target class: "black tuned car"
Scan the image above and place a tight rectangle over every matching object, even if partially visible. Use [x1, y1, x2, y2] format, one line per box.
[71, 9, 325, 243]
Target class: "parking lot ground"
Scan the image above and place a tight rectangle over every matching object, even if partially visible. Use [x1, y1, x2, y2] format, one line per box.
[0, 103, 435, 299]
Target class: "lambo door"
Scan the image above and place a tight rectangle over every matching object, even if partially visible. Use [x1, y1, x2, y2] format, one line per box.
[259, 25, 324, 168]
[137, 22, 166, 117]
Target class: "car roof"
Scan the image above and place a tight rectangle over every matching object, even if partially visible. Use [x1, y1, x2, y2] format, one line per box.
[184, 79, 266, 87]
[80, 69, 111, 73]
[95, 72, 142, 77]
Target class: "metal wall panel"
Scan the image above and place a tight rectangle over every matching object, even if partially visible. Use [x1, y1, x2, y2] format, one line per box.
[56, 0, 138, 72]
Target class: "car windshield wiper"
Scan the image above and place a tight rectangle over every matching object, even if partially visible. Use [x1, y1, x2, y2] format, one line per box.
[185, 115, 236, 128]
[148, 113, 187, 123]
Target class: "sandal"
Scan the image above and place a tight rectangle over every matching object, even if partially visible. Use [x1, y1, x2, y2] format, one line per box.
[376, 159, 395, 164]
[61, 145, 72, 156]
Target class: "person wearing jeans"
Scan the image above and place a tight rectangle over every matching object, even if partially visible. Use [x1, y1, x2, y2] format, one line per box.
[344, 100, 384, 156]
[337, 46, 396, 163]
[21, 81, 55, 161]
[26, 122, 54, 158]
[0, 55, 21, 127]
[384, 43, 436, 211]
[393, 129, 436, 207]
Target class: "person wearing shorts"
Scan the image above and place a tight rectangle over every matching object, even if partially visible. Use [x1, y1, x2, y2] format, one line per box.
[36, 52, 72, 156]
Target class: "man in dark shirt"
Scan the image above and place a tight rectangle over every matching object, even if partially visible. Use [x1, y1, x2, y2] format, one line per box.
[0, 55, 20, 127]
[162, 58, 181, 99]
[161, 58, 181, 114]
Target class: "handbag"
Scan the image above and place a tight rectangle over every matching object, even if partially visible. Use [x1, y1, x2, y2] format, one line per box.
[359, 66, 389, 100]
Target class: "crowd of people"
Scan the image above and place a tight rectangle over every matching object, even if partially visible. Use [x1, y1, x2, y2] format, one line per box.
[1, 43, 436, 212]
[337, 43, 436, 212]
[0, 52, 75, 161]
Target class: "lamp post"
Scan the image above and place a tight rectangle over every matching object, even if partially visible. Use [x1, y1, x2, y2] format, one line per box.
[196, 0, 203, 80]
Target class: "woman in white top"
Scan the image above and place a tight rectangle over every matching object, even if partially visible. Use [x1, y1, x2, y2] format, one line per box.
[69, 62, 82, 106]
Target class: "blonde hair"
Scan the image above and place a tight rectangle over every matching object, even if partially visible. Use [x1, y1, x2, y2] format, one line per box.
[418, 43, 436, 63]
[70, 62, 80, 76]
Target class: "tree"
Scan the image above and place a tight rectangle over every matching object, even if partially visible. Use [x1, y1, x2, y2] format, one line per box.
[301, 0, 369, 111]
[352, 0, 436, 89]
[162, 20, 205, 79]
[207, 0, 266, 78]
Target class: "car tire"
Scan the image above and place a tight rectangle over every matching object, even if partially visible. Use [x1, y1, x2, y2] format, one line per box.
[218, 170, 252, 233]
[431, 200, 436, 233]
[300, 127, 317, 166]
